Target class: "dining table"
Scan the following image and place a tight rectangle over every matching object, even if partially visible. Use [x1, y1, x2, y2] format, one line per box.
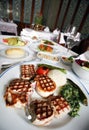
[0, 21, 17, 35]
[0, 33, 89, 130]
[0, 33, 76, 72]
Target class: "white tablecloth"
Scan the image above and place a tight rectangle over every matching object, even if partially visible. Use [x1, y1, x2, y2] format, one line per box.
[0, 34, 89, 94]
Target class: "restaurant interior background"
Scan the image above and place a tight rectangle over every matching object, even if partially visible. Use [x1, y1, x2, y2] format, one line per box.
[0, 0, 89, 39]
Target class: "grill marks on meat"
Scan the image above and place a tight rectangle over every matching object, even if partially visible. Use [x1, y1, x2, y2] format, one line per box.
[4, 78, 33, 107]
[50, 96, 71, 118]
[33, 100, 53, 120]
[29, 100, 54, 126]
[4, 64, 71, 126]
[20, 64, 36, 80]
[27, 96, 71, 126]
[35, 75, 56, 97]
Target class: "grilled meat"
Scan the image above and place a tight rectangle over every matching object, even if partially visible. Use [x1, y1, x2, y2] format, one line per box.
[20, 64, 36, 80]
[50, 96, 71, 118]
[27, 100, 54, 126]
[35, 75, 56, 97]
[4, 78, 33, 108]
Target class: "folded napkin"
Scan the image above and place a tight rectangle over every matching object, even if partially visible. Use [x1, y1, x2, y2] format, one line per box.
[53, 28, 60, 35]
[21, 28, 39, 37]
[20, 28, 58, 41]
[44, 27, 50, 32]
[59, 33, 66, 44]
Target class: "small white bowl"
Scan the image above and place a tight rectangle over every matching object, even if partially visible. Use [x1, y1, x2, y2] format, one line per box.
[61, 56, 73, 65]
[72, 60, 89, 80]
[84, 51, 89, 61]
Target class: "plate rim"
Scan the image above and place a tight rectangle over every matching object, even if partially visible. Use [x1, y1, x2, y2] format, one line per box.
[0, 36, 27, 47]
[0, 47, 30, 59]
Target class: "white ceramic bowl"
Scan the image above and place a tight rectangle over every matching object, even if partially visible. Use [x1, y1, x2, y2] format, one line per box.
[72, 60, 89, 80]
[61, 56, 73, 65]
[84, 50, 89, 60]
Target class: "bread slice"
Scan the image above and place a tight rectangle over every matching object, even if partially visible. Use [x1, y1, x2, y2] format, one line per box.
[5, 48, 25, 58]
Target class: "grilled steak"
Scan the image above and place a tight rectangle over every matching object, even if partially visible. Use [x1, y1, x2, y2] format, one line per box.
[35, 75, 56, 97]
[20, 64, 36, 80]
[27, 100, 54, 126]
[50, 96, 71, 118]
[4, 78, 33, 108]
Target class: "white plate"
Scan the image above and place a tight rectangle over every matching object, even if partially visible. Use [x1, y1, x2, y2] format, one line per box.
[61, 56, 73, 65]
[84, 51, 89, 61]
[0, 36, 28, 47]
[37, 51, 59, 64]
[0, 61, 89, 130]
[0, 48, 29, 59]
[29, 42, 59, 54]
[0, 48, 35, 65]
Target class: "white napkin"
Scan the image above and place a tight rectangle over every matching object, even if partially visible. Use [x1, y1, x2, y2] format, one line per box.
[21, 28, 38, 37]
[20, 28, 40, 43]
[53, 28, 60, 35]
[59, 33, 66, 44]
[44, 27, 50, 32]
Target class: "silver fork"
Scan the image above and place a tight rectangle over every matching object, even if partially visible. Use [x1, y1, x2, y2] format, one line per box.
[1, 56, 36, 70]
[1, 61, 21, 69]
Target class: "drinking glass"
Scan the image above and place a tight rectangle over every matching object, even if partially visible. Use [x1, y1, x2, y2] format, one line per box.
[66, 34, 81, 55]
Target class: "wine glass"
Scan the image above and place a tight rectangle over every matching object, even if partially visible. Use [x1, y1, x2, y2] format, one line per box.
[64, 25, 76, 47]
[64, 25, 71, 40]
[66, 33, 81, 54]
[67, 37, 76, 50]
[70, 26, 77, 36]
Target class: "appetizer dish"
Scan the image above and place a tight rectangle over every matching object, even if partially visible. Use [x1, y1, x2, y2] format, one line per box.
[37, 43, 59, 53]
[37, 51, 59, 63]
[3, 63, 88, 127]
[75, 59, 89, 71]
[2, 37, 27, 46]
[0, 47, 29, 59]
[61, 56, 73, 65]
[41, 40, 55, 46]
[29, 42, 59, 54]
[38, 44, 53, 53]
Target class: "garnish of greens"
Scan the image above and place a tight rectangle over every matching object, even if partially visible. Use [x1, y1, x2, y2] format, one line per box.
[38, 64, 88, 117]
[68, 56, 73, 63]
[59, 79, 88, 117]
[3, 37, 25, 46]
[43, 40, 54, 45]
[38, 64, 66, 74]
